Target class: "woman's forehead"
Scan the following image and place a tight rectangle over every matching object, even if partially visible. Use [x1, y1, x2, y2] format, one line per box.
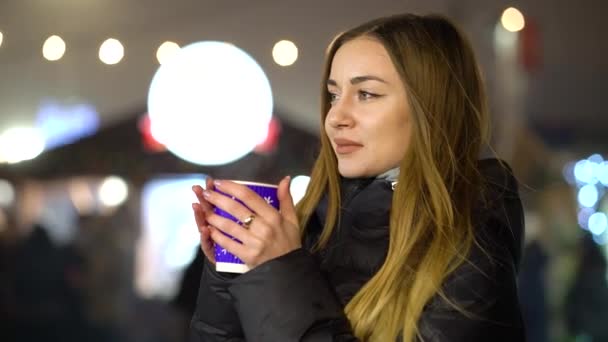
[329, 38, 398, 83]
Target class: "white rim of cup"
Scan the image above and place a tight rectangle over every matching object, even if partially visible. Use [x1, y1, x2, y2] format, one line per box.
[216, 262, 250, 273]
[227, 180, 279, 188]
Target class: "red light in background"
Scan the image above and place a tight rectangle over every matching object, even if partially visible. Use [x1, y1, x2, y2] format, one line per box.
[138, 114, 166, 153]
[518, 19, 542, 73]
[254, 117, 281, 154]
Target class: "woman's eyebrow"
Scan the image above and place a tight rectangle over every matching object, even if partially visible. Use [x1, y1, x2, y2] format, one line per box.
[327, 75, 389, 87]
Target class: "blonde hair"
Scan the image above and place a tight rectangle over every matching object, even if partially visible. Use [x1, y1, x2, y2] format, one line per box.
[296, 14, 491, 341]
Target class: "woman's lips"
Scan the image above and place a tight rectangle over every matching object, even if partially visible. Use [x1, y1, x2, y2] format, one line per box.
[335, 144, 363, 154]
[333, 138, 363, 155]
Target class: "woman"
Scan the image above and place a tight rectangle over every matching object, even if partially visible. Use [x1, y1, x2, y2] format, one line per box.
[190, 13, 525, 341]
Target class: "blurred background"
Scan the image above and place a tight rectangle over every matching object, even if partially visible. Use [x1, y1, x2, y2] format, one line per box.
[0, 0, 606, 341]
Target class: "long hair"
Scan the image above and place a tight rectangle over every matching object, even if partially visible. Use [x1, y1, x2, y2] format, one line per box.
[295, 13, 491, 341]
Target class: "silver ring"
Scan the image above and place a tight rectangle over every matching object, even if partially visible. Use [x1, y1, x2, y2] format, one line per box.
[241, 214, 256, 228]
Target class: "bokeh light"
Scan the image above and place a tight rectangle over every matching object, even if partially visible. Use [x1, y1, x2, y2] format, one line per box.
[156, 41, 180, 65]
[578, 207, 596, 229]
[574, 160, 597, 184]
[501, 7, 525, 32]
[578, 184, 599, 208]
[589, 154, 604, 164]
[0, 179, 15, 208]
[147, 41, 273, 166]
[0, 127, 46, 164]
[597, 161, 608, 186]
[42, 35, 66, 61]
[593, 230, 608, 245]
[272, 40, 299, 66]
[98, 176, 129, 207]
[562, 161, 576, 185]
[136, 175, 206, 299]
[68, 179, 96, 215]
[99, 38, 124, 65]
[290, 175, 310, 205]
[35, 99, 100, 149]
[589, 212, 608, 236]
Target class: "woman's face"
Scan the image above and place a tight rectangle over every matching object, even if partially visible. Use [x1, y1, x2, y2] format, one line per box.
[325, 37, 412, 178]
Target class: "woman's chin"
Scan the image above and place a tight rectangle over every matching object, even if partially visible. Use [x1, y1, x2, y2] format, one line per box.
[338, 166, 366, 179]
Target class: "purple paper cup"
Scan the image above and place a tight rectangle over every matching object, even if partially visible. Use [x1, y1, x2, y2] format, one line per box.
[212, 180, 279, 273]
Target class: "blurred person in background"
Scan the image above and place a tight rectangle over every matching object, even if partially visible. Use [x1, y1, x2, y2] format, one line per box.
[190, 13, 525, 341]
[518, 211, 550, 342]
[0, 213, 18, 341]
[565, 234, 608, 341]
[10, 224, 87, 341]
[75, 208, 138, 342]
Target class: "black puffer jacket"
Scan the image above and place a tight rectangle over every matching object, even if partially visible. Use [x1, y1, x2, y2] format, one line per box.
[190, 159, 526, 341]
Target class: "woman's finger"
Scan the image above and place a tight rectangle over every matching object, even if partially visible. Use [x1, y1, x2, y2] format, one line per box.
[206, 211, 254, 245]
[211, 180, 278, 221]
[193, 203, 216, 263]
[202, 188, 255, 228]
[277, 176, 298, 226]
[192, 176, 216, 213]
[192, 185, 213, 213]
[205, 177, 215, 191]
[192, 203, 207, 233]
[210, 227, 249, 262]
[200, 225, 216, 264]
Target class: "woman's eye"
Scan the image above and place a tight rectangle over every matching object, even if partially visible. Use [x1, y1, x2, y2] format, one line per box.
[328, 92, 339, 103]
[358, 90, 379, 100]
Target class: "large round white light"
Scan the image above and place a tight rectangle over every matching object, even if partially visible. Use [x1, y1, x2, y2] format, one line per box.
[147, 41, 273, 165]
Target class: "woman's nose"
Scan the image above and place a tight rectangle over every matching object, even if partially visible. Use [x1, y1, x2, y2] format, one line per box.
[327, 98, 355, 128]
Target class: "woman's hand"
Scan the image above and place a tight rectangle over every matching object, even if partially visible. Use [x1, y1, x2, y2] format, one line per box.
[201, 176, 301, 269]
[192, 177, 218, 264]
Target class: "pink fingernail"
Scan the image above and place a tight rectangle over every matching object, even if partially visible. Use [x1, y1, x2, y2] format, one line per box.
[213, 180, 222, 187]
[203, 190, 211, 198]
